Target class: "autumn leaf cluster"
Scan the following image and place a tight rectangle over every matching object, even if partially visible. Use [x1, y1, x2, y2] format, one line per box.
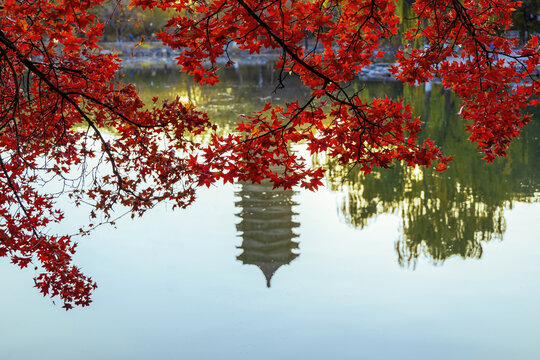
[1, 0, 538, 308]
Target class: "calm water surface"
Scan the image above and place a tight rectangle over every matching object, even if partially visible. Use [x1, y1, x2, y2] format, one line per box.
[1, 65, 539, 360]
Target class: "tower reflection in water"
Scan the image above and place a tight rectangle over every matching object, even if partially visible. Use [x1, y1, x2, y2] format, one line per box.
[234, 176, 300, 287]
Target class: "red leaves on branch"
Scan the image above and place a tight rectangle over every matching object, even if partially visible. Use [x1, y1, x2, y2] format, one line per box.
[392, 0, 539, 161]
[0, 0, 213, 308]
[1, 0, 538, 308]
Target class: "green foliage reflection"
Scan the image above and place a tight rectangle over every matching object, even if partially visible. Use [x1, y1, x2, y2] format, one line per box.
[322, 84, 540, 266]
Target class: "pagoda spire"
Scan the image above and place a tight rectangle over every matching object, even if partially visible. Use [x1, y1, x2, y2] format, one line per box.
[235, 168, 300, 287]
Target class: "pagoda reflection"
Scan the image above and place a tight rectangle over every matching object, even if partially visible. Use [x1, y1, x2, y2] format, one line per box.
[235, 178, 300, 287]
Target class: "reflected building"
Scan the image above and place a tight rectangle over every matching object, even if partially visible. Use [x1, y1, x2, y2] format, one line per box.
[128, 65, 308, 283]
[234, 179, 300, 287]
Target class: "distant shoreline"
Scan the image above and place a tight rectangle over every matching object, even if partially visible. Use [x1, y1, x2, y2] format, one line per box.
[101, 41, 400, 80]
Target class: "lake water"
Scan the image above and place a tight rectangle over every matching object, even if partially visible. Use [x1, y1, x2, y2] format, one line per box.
[1, 65, 539, 360]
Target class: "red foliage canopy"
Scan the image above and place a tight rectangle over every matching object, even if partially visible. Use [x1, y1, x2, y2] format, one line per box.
[1, 0, 538, 308]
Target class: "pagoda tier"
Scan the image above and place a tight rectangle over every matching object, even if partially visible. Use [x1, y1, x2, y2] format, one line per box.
[235, 178, 300, 288]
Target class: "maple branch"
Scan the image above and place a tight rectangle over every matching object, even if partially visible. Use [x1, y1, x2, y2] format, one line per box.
[0, 44, 20, 132]
[0, 30, 159, 205]
[235, 0, 348, 99]
[0, 155, 45, 251]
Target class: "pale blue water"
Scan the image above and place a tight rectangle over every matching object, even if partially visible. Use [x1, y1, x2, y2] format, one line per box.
[1, 185, 539, 359]
[0, 66, 538, 359]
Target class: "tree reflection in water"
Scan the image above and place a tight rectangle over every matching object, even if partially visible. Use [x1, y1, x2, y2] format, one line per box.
[322, 84, 540, 266]
[128, 66, 539, 268]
